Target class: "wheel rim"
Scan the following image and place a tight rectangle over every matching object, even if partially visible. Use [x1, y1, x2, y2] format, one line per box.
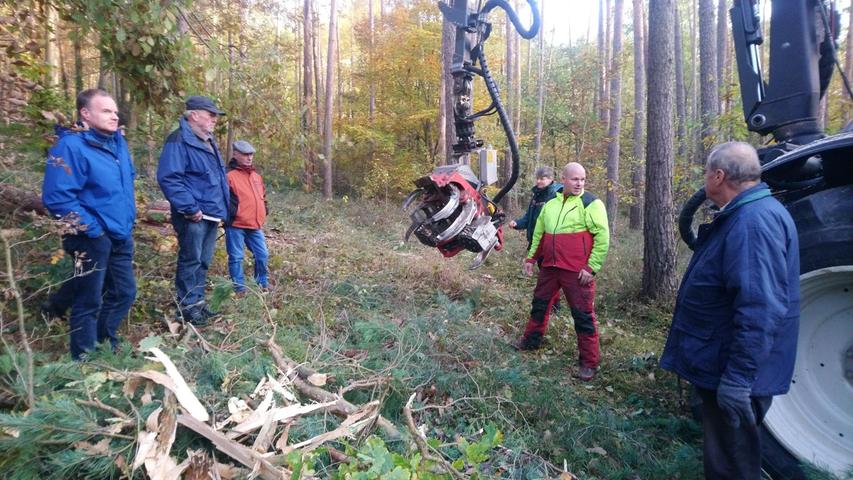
[764, 266, 853, 476]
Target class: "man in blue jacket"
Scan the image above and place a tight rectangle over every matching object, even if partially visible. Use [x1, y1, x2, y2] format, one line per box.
[157, 96, 229, 326]
[660, 142, 800, 479]
[42, 88, 137, 360]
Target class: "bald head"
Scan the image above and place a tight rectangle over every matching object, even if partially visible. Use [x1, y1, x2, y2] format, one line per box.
[706, 142, 761, 187]
[563, 162, 586, 178]
[561, 162, 587, 196]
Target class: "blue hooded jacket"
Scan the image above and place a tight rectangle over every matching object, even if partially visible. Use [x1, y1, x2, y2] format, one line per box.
[157, 117, 229, 220]
[42, 128, 136, 239]
[660, 183, 800, 395]
[513, 181, 563, 246]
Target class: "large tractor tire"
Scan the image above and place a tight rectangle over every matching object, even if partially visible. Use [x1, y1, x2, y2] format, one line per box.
[761, 185, 853, 479]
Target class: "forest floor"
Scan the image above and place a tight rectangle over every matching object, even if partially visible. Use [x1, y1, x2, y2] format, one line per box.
[0, 124, 832, 479]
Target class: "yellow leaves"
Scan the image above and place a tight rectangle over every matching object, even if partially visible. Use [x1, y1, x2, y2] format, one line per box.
[49, 249, 64, 264]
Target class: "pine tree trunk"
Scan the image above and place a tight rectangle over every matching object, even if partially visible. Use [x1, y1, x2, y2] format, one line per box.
[322, 0, 337, 200]
[313, 8, 322, 137]
[369, 0, 375, 122]
[534, 0, 545, 164]
[73, 27, 83, 92]
[716, 0, 728, 115]
[597, 0, 606, 124]
[502, 14, 515, 210]
[629, 0, 645, 230]
[674, 4, 687, 159]
[698, 0, 717, 163]
[45, 3, 60, 88]
[605, 0, 624, 233]
[642, 0, 678, 300]
[302, 0, 316, 192]
[846, 0, 853, 123]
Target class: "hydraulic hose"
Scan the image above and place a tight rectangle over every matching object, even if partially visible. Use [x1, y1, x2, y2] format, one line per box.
[482, 0, 541, 39]
[477, 50, 518, 205]
[677, 187, 707, 250]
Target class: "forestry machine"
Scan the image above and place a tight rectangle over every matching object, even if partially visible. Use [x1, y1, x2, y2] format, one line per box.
[402, 0, 539, 269]
[679, 0, 853, 477]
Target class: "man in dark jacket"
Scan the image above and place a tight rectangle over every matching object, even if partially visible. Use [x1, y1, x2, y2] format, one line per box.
[42, 88, 136, 360]
[225, 140, 269, 294]
[660, 141, 800, 479]
[509, 166, 563, 250]
[157, 96, 229, 325]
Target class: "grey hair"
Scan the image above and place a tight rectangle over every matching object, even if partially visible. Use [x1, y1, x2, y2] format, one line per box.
[183, 110, 198, 119]
[706, 141, 761, 184]
[534, 166, 554, 178]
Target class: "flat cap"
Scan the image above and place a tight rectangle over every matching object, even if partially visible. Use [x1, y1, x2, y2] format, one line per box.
[233, 140, 255, 154]
[185, 95, 225, 115]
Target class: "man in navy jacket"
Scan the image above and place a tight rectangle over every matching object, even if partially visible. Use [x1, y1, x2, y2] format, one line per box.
[157, 96, 229, 325]
[42, 88, 137, 360]
[660, 142, 800, 479]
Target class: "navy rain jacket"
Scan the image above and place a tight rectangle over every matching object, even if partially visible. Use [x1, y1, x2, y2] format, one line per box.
[660, 183, 800, 395]
[42, 128, 136, 239]
[157, 117, 229, 220]
[513, 181, 563, 246]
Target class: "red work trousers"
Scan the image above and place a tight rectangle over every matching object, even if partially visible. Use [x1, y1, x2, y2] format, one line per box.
[521, 266, 600, 368]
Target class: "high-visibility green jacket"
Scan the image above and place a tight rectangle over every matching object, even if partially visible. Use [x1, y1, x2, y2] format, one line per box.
[526, 189, 610, 273]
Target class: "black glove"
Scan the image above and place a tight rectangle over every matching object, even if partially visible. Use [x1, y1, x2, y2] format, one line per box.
[716, 377, 755, 428]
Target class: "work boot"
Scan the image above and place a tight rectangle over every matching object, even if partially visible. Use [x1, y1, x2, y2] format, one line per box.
[574, 366, 596, 381]
[200, 304, 220, 321]
[511, 333, 543, 351]
[178, 307, 208, 327]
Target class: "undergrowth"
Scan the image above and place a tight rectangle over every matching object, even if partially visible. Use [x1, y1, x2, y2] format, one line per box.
[0, 129, 839, 479]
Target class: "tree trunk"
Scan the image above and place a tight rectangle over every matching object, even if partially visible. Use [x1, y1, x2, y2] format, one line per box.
[698, 0, 717, 163]
[302, 0, 316, 192]
[534, 0, 545, 164]
[846, 0, 853, 123]
[502, 14, 515, 210]
[597, 0, 607, 124]
[605, 0, 624, 233]
[629, 0, 645, 230]
[322, 0, 337, 200]
[642, 0, 677, 300]
[73, 27, 83, 92]
[313, 7, 322, 137]
[716, 0, 728, 115]
[336, 23, 342, 122]
[45, 2, 60, 88]
[368, 0, 375, 122]
[674, 4, 687, 160]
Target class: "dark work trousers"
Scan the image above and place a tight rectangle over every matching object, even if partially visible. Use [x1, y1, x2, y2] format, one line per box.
[63, 234, 136, 360]
[696, 386, 773, 480]
[171, 214, 219, 309]
[521, 266, 600, 367]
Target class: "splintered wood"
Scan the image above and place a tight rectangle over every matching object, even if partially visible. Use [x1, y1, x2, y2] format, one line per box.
[120, 343, 387, 479]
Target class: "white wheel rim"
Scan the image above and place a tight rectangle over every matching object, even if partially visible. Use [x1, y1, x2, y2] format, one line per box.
[764, 266, 853, 476]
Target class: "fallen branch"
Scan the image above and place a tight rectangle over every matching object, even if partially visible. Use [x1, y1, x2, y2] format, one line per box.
[265, 338, 401, 439]
[126, 370, 208, 422]
[403, 393, 467, 480]
[145, 347, 210, 422]
[76, 398, 132, 422]
[177, 414, 292, 480]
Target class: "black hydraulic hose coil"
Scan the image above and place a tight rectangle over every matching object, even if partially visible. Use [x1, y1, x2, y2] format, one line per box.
[678, 187, 707, 250]
[482, 0, 541, 39]
[477, 50, 519, 205]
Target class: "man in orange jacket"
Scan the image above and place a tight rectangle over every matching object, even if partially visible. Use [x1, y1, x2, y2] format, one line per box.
[515, 162, 610, 381]
[225, 140, 270, 294]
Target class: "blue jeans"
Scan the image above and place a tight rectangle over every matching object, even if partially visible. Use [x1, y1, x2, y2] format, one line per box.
[62, 234, 136, 360]
[172, 214, 219, 308]
[225, 227, 269, 292]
